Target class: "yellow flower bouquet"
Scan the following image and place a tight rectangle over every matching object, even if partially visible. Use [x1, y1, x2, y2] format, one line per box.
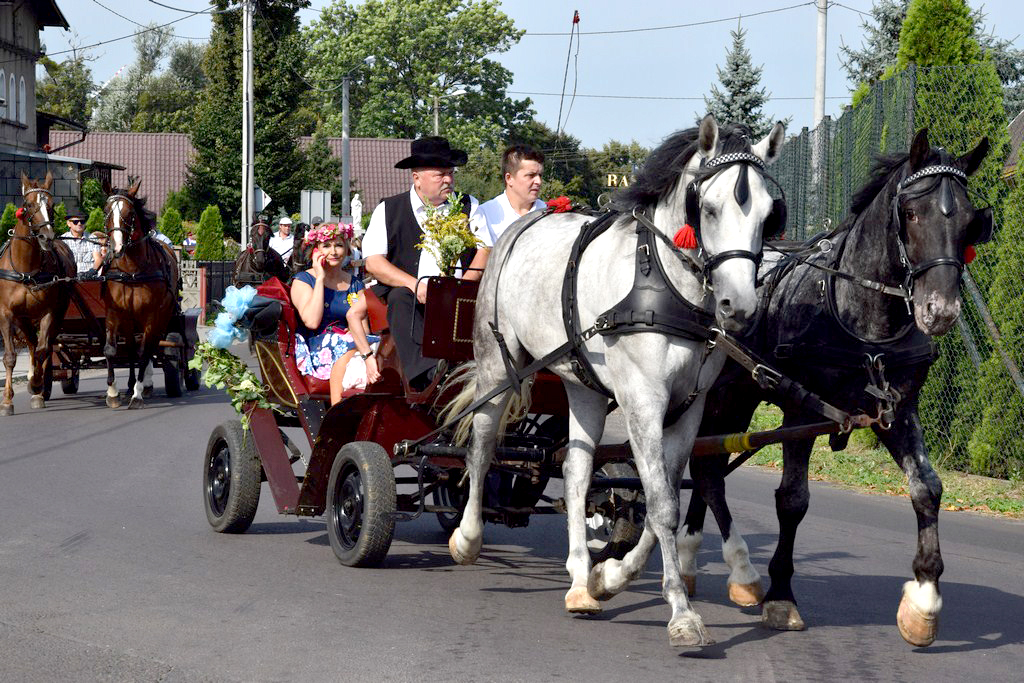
[416, 191, 483, 277]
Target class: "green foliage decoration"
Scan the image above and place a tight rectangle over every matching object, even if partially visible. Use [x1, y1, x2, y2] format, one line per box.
[0, 203, 15, 247]
[196, 205, 225, 260]
[416, 192, 482, 276]
[188, 342, 278, 430]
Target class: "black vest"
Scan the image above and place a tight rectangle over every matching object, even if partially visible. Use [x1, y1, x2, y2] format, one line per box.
[380, 191, 474, 292]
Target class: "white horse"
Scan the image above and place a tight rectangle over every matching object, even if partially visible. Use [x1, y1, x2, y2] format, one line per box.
[447, 115, 785, 647]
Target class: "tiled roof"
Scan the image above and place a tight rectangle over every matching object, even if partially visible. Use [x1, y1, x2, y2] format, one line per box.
[50, 131, 415, 214]
[48, 131, 193, 214]
[299, 136, 414, 209]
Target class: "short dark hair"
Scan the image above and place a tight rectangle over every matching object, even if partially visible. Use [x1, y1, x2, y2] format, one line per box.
[501, 144, 545, 179]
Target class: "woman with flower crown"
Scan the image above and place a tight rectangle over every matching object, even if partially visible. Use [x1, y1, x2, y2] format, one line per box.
[290, 223, 380, 404]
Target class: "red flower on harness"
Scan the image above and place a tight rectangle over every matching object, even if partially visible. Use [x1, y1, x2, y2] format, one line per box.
[673, 224, 698, 250]
[15, 207, 25, 220]
[547, 196, 572, 213]
[964, 245, 977, 264]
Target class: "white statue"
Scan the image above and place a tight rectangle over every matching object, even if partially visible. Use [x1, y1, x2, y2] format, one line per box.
[351, 193, 363, 235]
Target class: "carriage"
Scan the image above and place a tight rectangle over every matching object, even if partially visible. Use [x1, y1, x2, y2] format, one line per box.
[45, 277, 202, 400]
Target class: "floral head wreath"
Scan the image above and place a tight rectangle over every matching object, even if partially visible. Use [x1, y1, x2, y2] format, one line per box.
[303, 222, 354, 246]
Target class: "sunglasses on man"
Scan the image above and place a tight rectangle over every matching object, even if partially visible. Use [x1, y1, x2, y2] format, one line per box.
[69, 219, 84, 225]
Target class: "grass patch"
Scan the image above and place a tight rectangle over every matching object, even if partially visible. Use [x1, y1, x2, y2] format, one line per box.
[742, 403, 1024, 518]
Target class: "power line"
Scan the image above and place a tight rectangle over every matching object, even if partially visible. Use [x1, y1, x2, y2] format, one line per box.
[89, 0, 207, 40]
[829, 2, 871, 19]
[511, 90, 848, 101]
[523, 2, 814, 36]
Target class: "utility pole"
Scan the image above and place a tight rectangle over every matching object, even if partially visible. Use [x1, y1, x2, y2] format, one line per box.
[241, 0, 255, 248]
[341, 75, 351, 222]
[813, 0, 827, 126]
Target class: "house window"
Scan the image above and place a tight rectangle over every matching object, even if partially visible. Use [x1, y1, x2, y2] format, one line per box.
[0, 70, 6, 119]
[9, 74, 15, 121]
[18, 77, 26, 124]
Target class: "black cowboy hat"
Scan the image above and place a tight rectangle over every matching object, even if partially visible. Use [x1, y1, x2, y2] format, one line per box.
[65, 201, 85, 219]
[394, 136, 468, 169]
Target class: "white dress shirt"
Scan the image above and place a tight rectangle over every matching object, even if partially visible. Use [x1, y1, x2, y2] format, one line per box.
[269, 234, 292, 259]
[476, 192, 546, 247]
[362, 186, 484, 278]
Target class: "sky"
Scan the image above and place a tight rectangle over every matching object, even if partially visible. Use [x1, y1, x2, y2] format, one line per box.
[40, 0, 1022, 149]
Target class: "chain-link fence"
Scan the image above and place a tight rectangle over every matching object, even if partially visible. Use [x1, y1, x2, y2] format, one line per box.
[772, 64, 1024, 481]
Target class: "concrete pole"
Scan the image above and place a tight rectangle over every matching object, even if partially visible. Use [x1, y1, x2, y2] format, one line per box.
[341, 76, 351, 222]
[241, 0, 254, 248]
[813, 0, 827, 126]
[433, 95, 439, 136]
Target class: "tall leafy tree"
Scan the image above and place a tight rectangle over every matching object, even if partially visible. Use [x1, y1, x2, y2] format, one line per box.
[132, 42, 209, 133]
[37, 47, 96, 126]
[185, 0, 314, 235]
[92, 25, 176, 132]
[305, 0, 533, 154]
[703, 23, 773, 136]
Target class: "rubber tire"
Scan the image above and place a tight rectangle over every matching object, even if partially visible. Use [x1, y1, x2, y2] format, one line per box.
[61, 369, 80, 395]
[163, 359, 183, 398]
[184, 366, 201, 392]
[587, 462, 645, 564]
[203, 420, 262, 533]
[326, 442, 396, 567]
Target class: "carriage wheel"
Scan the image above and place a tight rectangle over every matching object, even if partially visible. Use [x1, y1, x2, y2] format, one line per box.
[203, 420, 262, 533]
[432, 472, 467, 534]
[60, 369, 80, 395]
[326, 442, 395, 567]
[587, 462, 645, 564]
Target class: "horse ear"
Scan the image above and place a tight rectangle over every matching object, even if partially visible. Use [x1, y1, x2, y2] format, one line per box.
[698, 114, 719, 158]
[128, 176, 142, 196]
[20, 172, 30, 195]
[908, 128, 930, 170]
[102, 177, 112, 195]
[43, 171, 54, 190]
[753, 121, 786, 166]
[958, 137, 990, 176]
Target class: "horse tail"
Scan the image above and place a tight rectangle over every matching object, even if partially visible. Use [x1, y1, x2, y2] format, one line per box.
[437, 362, 533, 446]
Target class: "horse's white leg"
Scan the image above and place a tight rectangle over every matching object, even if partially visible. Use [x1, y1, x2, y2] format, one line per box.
[562, 384, 607, 614]
[0, 318, 16, 416]
[722, 525, 763, 606]
[142, 359, 154, 397]
[449, 394, 506, 565]
[129, 346, 151, 409]
[104, 327, 121, 409]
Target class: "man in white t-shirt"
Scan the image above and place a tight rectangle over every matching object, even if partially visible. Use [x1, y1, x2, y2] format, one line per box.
[362, 136, 485, 388]
[268, 216, 293, 259]
[471, 144, 546, 274]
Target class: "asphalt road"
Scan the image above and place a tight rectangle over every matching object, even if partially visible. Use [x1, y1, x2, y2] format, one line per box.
[1, 370, 1023, 682]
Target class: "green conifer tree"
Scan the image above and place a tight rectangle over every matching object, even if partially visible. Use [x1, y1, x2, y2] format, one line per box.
[53, 203, 67, 234]
[0, 203, 16, 247]
[81, 178, 105, 215]
[84, 207, 104, 236]
[158, 207, 185, 246]
[196, 205, 225, 260]
[703, 23, 773, 136]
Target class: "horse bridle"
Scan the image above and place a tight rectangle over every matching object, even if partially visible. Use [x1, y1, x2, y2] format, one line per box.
[685, 151, 788, 280]
[10, 187, 56, 249]
[105, 193, 146, 251]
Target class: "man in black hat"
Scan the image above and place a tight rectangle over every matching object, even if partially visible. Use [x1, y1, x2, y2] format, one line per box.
[363, 136, 485, 389]
[59, 205, 102, 274]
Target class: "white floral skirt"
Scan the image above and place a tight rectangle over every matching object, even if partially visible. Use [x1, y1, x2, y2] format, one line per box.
[294, 322, 379, 387]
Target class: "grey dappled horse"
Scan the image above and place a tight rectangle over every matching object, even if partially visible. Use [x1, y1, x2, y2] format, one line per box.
[679, 129, 991, 647]
[448, 115, 785, 647]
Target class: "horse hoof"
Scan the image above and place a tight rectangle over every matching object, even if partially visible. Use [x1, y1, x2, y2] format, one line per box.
[0, 404, 12, 416]
[587, 560, 624, 602]
[683, 574, 696, 597]
[762, 600, 806, 631]
[668, 615, 714, 647]
[106, 394, 121, 409]
[897, 594, 938, 647]
[142, 385, 154, 399]
[565, 586, 602, 614]
[29, 395, 45, 410]
[128, 397, 144, 410]
[448, 529, 479, 566]
[728, 580, 765, 607]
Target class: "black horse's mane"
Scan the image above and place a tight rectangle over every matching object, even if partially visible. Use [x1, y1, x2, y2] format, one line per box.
[111, 188, 157, 233]
[613, 123, 755, 210]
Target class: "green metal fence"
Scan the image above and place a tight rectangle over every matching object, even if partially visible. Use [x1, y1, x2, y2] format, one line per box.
[772, 65, 1023, 480]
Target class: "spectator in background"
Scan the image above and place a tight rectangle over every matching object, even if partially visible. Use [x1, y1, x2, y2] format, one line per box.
[269, 216, 293, 260]
[182, 231, 197, 254]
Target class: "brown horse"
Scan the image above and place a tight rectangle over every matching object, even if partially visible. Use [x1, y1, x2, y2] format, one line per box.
[232, 219, 289, 286]
[0, 173, 74, 416]
[288, 222, 313, 276]
[101, 179, 179, 409]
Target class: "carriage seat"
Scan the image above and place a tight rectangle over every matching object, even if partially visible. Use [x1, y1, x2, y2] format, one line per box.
[253, 277, 388, 400]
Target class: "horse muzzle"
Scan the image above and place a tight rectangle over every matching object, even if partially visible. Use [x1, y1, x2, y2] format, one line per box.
[914, 290, 961, 336]
[716, 298, 755, 334]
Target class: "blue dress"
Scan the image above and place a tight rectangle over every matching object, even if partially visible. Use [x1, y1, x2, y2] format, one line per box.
[292, 271, 379, 380]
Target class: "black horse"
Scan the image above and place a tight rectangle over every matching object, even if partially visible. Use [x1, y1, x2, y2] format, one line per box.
[232, 219, 289, 286]
[287, 222, 313, 276]
[678, 129, 992, 648]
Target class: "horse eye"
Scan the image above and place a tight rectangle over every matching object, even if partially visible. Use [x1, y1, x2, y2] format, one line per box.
[905, 208, 917, 221]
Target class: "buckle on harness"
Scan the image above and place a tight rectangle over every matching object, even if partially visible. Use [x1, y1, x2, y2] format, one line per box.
[751, 363, 782, 390]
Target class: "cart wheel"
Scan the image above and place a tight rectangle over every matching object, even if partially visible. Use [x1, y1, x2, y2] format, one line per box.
[203, 420, 262, 533]
[61, 369, 80, 395]
[587, 462, 644, 564]
[326, 442, 396, 567]
[432, 472, 467, 533]
[184, 366, 201, 392]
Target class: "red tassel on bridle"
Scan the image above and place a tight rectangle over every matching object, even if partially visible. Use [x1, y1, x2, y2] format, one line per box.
[964, 245, 977, 264]
[15, 207, 25, 220]
[673, 224, 698, 249]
